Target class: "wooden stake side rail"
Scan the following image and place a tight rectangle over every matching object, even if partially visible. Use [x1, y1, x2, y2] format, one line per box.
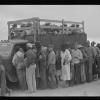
[40, 18, 82, 25]
[7, 18, 34, 25]
[12, 25, 83, 31]
[7, 17, 85, 40]
[7, 17, 83, 26]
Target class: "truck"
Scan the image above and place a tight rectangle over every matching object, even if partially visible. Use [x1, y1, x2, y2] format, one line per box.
[0, 17, 87, 89]
[0, 39, 29, 89]
[7, 17, 87, 50]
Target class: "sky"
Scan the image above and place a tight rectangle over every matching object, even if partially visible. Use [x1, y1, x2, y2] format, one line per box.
[0, 5, 100, 43]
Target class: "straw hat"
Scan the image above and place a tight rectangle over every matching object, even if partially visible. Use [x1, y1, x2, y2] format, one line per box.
[26, 43, 33, 48]
[77, 44, 84, 48]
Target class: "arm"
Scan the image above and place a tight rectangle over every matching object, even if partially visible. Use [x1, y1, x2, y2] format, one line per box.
[78, 50, 83, 60]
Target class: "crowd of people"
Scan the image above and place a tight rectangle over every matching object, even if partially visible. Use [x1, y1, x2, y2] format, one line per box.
[1, 40, 100, 96]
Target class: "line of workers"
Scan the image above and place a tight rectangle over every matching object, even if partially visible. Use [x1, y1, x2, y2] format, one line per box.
[1, 40, 100, 96]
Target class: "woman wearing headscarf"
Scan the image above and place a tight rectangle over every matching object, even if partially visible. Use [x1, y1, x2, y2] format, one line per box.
[47, 44, 57, 89]
[60, 44, 72, 87]
[77, 44, 87, 83]
[39, 46, 48, 89]
[12, 46, 27, 90]
[55, 50, 62, 88]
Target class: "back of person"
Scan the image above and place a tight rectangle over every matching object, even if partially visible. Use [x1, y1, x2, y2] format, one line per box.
[56, 54, 61, 70]
[48, 50, 56, 65]
[26, 49, 36, 67]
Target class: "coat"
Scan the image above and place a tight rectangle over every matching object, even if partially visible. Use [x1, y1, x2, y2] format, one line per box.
[61, 49, 72, 81]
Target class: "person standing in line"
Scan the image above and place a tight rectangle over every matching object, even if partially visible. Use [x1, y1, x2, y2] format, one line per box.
[35, 41, 41, 89]
[25, 43, 37, 93]
[91, 41, 100, 80]
[39, 46, 48, 89]
[85, 41, 94, 82]
[96, 43, 100, 79]
[47, 44, 57, 89]
[55, 50, 62, 88]
[46, 47, 50, 88]
[71, 43, 83, 85]
[68, 47, 75, 87]
[60, 44, 72, 87]
[77, 44, 87, 83]
[12, 46, 27, 90]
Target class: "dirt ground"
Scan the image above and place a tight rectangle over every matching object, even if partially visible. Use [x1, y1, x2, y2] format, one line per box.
[9, 79, 100, 96]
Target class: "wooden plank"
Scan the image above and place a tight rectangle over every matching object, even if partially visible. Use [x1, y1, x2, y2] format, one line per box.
[14, 26, 35, 31]
[40, 25, 62, 29]
[40, 18, 82, 24]
[40, 25, 83, 30]
[7, 17, 83, 25]
[7, 18, 35, 25]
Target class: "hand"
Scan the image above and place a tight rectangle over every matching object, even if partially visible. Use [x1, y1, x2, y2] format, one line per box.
[39, 55, 42, 59]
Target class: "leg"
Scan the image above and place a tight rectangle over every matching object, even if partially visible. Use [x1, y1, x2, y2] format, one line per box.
[16, 69, 27, 90]
[0, 65, 7, 96]
[89, 60, 93, 82]
[97, 58, 100, 78]
[26, 66, 33, 92]
[32, 64, 36, 92]
[85, 60, 89, 82]
[75, 63, 81, 84]
[70, 64, 75, 86]
[49, 65, 57, 89]
[74, 64, 77, 85]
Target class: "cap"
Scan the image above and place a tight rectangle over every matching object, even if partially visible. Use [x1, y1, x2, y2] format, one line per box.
[26, 43, 33, 48]
[77, 44, 84, 48]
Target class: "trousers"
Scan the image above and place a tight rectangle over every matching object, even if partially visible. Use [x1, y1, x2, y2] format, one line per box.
[85, 59, 93, 82]
[74, 63, 81, 84]
[0, 65, 7, 96]
[48, 64, 57, 89]
[26, 64, 36, 92]
[16, 69, 27, 90]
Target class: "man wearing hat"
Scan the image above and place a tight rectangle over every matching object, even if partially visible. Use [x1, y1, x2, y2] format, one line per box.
[85, 41, 94, 82]
[91, 41, 100, 80]
[71, 43, 83, 85]
[77, 44, 87, 83]
[25, 43, 37, 93]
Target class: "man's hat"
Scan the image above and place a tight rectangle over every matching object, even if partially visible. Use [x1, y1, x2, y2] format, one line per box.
[26, 43, 33, 48]
[91, 41, 96, 45]
[77, 44, 84, 48]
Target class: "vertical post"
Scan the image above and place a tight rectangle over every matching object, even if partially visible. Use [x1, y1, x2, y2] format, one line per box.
[82, 21, 84, 32]
[62, 19, 64, 34]
[32, 19, 36, 43]
[33, 17, 40, 42]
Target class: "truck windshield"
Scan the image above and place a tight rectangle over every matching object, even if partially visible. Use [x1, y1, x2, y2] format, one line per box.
[0, 43, 13, 57]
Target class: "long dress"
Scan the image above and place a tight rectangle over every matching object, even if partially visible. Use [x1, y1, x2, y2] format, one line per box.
[39, 53, 47, 89]
[12, 51, 27, 90]
[61, 49, 72, 81]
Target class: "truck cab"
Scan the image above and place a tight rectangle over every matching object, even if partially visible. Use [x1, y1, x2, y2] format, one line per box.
[0, 39, 28, 89]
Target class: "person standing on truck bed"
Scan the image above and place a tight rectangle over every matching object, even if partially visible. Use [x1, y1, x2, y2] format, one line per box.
[12, 46, 27, 90]
[25, 43, 37, 93]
